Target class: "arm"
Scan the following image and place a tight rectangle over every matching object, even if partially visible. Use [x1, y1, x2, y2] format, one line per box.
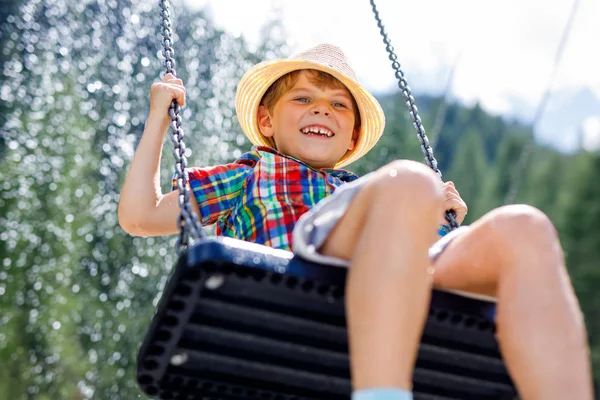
[119, 73, 199, 237]
[118, 115, 200, 237]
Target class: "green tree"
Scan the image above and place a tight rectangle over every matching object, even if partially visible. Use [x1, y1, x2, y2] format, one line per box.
[472, 132, 529, 217]
[556, 152, 600, 387]
[0, 0, 290, 398]
[353, 91, 424, 176]
[445, 127, 489, 223]
[517, 147, 566, 222]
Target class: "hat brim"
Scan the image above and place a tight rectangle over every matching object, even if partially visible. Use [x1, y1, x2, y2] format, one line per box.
[235, 59, 385, 168]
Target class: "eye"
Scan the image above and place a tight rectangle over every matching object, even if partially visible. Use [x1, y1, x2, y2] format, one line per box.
[294, 97, 310, 103]
[332, 102, 347, 108]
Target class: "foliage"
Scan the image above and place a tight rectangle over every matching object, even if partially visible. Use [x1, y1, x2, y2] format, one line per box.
[0, 0, 287, 398]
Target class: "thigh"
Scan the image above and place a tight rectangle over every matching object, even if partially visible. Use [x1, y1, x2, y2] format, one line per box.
[318, 180, 372, 262]
[431, 219, 501, 298]
[431, 204, 560, 297]
[319, 160, 442, 262]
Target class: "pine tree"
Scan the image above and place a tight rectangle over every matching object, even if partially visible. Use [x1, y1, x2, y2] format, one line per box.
[517, 147, 566, 222]
[445, 128, 488, 223]
[473, 132, 529, 217]
[555, 151, 600, 387]
[353, 91, 424, 176]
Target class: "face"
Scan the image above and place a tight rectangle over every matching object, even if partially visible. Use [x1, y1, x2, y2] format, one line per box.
[257, 70, 358, 170]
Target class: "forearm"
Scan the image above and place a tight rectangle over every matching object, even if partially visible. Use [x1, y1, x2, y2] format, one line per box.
[118, 114, 171, 231]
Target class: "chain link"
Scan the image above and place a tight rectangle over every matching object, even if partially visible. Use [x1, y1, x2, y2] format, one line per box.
[159, 0, 205, 253]
[370, 0, 458, 230]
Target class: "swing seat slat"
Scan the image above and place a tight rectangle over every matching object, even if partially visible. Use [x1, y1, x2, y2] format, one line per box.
[136, 237, 517, 400]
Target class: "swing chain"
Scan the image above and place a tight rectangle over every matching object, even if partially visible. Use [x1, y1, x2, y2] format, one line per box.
[159, 0, 205, 253]
[369, 0, 459, 230]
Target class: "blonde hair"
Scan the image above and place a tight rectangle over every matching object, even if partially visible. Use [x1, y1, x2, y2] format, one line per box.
[259, 69, 361, 148]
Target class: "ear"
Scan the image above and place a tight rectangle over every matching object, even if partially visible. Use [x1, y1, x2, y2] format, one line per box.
[257, 105, 274, 138]
[347, 128, 359, 151]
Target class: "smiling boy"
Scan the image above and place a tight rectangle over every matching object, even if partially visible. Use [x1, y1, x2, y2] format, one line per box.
[119, 44, 594, 400]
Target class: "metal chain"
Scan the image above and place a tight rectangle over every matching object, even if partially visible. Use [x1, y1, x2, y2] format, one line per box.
[504, 0, 581, 205]
[159, 0, 205, 253]
[369, 0, 458, 230]
[430, 52, 462, 151]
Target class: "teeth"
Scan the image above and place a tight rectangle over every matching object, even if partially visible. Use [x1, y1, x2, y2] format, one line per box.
[302, 126, 333, 137]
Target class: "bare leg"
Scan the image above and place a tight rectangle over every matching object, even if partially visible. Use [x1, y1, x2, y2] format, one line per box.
[319, 160, 443, 390]
[432, 205, 594, 399]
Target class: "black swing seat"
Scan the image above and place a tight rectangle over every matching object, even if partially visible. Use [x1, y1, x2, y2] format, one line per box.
[137, 237, 517, 400]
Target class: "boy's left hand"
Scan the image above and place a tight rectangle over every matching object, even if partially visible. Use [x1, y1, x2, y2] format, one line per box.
[441, 181, 468, 225]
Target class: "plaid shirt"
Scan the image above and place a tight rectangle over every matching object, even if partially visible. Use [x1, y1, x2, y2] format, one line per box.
[173, 146, 359, 251]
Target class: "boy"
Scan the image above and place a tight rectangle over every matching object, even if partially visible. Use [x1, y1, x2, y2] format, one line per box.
[118, 44, 593, 399]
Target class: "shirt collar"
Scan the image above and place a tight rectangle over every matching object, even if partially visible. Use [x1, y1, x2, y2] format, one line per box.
[252, 146, 358, 181]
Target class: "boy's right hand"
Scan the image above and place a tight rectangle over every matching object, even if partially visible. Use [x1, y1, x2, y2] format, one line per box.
[149, 73, 186, 123]
[441, 181, 468, 225]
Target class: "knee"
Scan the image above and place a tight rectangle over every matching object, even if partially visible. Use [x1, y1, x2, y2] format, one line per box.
[492, 205, 557, 239]
[484, 204, 562, 259]
[366, 160, 443, 211]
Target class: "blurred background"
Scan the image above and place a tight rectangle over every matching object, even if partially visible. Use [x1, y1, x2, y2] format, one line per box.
[0, 0, 598, 398]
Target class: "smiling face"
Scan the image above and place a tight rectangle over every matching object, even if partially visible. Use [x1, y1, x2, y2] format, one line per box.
[257, 70, 360, 170]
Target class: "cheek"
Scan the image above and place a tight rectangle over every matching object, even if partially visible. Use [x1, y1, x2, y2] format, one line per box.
[343, 113, 356, 132]
[277, 106, 300, 126]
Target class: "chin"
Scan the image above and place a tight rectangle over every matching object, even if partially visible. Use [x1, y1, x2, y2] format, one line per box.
[293, 148, 342, 168]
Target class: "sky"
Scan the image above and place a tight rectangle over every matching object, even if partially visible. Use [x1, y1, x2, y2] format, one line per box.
[182, 0, 600, 149]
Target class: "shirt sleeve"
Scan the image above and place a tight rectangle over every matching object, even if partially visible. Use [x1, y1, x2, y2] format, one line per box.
[437, 224, 451, 237]
[171, 159, 255, 226]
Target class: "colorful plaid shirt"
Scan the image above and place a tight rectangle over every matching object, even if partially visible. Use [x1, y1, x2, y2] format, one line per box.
[173, 146, 359, 251]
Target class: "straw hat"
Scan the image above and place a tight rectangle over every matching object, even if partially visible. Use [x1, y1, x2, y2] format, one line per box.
[235, 43, 385, 168]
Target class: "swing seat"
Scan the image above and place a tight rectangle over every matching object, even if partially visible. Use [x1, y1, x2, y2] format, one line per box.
[136, 237, 517, 400]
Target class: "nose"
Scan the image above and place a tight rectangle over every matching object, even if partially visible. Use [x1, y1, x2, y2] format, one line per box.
[310, 100, 331, 116]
